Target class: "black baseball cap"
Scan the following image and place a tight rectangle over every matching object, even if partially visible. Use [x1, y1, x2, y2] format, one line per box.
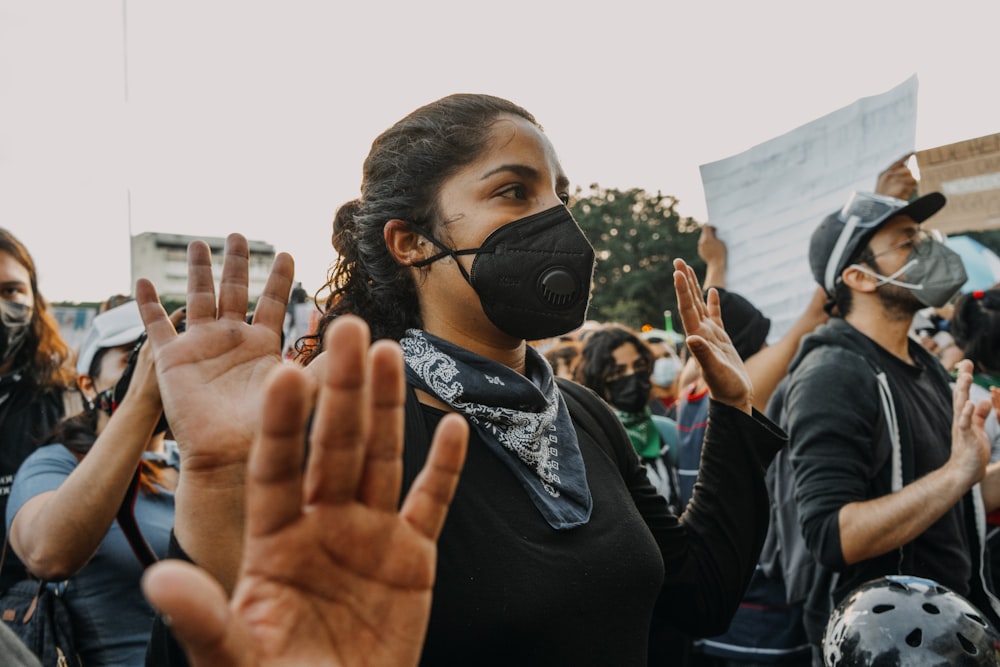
[809, 191, 946, 295]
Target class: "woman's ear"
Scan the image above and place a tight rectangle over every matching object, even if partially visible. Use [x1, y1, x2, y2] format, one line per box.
[77, 374, 97, 403]
[384, 220, 431, 267]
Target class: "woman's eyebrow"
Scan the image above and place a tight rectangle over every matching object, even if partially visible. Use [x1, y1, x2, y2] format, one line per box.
[479, 164, 539, 181]
[479, 164, 570, 192]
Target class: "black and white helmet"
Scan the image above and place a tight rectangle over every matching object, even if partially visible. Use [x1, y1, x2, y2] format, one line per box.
[823, 575, 1000, 666]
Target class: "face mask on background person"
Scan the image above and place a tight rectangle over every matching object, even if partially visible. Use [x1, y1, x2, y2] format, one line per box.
[0, 299, 32, 367]
[651, 355, 683, 387]
[412, 205, 596, 340]
[93, 335, 170, 435]
[605, 373, 652, 414]
[849, 230, 968, 308]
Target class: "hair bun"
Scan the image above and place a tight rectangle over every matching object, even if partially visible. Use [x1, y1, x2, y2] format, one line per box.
[332, 199, 363, 254]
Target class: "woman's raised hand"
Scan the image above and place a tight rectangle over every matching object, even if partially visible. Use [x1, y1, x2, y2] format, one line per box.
[136, 233, 295, 590]
[136, 234, 294, 473]
[673, 258, 753, 414]
[141, 316, 469, 667]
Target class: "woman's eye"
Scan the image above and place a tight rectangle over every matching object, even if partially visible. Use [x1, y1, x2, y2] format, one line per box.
[499, 185, 527, 200]
[559, 192, 570, 205]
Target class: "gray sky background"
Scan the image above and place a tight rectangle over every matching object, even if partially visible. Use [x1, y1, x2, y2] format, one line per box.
[3, 0, 999, 302]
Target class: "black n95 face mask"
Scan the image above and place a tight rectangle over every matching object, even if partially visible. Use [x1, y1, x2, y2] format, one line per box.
[412, 205, 596, 340]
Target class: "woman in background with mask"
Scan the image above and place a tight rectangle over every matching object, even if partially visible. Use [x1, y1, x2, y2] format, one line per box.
[6, 301, 180, 666]
[575, 325, 683, 514]
[642, 328, 686, 419]
[0, 229, 77, 595]
[137, 93, 786, 667]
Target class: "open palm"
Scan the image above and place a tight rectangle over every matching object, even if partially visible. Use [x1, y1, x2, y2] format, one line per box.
[673, 258, 753, 413]
[142, 316, 469, 667]
[136, 234, 293, 472]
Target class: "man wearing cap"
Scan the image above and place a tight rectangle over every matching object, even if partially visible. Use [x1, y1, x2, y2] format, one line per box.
[778, 190, 1000, 661]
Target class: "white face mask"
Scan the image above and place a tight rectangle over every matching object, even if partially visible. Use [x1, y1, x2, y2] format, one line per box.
[848, 232, 967, 308]
[651, 355, 682, 387]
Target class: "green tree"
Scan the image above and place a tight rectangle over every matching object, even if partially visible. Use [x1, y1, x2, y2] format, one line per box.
[570, 185, 704, 332]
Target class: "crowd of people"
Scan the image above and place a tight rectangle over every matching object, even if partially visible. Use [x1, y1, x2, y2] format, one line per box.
[1, 93, 999, 667]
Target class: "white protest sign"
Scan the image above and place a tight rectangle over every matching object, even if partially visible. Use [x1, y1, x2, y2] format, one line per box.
[699, 76, 918, 340]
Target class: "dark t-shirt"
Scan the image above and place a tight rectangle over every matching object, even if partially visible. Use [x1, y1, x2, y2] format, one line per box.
[414, 403, 665, 666]
[403, 388, 785, 666]
[144, 384, 785, 667]
[876, 346, 971, 594]
[0, 372, 65, 592]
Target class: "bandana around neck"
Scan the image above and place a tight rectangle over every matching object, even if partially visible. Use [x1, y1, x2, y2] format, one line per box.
[400, 329, 592, 530]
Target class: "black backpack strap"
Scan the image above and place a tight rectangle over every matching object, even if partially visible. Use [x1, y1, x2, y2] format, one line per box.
[116, 466, 158, 569]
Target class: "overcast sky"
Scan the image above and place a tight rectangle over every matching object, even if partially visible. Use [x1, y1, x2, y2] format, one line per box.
[3, 0, 999, 303]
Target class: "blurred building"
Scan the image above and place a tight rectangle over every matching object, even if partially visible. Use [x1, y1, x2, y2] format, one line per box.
[130, 232, 276, 301]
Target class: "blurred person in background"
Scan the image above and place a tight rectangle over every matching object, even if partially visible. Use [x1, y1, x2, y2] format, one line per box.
[6, 301, 181, 666]
[0, 228, 78, 594]
[575, 324, 682, 514]
[641, 328, 685, 420]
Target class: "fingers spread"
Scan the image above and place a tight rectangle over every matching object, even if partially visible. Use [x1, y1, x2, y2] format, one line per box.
[218, 234, 251, 322]
[185, 241, 219, 325]
[136, 279, 176, 349]
[304, 316, 370, 505]
[705, 286, 722, 325]
[401, 413, 468, 540]
[250, 252, 296, 334]
[673, 259, 705, 336]
[953, 360, 974, 414]
[247, 365, 314, 539]
[974, 398, 993, 426]
[356, 339, 407, 511]
[142, 561, 248, 667]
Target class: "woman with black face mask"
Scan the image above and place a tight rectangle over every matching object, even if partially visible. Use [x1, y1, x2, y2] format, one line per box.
[575, 325, 682, 515]
[6, 300, 182, 667]
[0, 229, 77, 597]
[135, 94, 787, 667]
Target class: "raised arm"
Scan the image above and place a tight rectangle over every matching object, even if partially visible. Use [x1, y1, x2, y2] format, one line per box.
[8, 340, 163, 580]
[141, 316, 469, 667]
[673, 258, 752, 414]
[697, 225, 727, 291]
[742, 286, 828, 412]
[837, 360, 992, 564]
[874, 153, 917, 201]
[136, 234, 294, 593]
[972, 387, 1000, 512]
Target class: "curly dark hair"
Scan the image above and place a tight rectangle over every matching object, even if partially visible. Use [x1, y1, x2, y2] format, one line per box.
[574, 325, 653, 402]
[296, 94, 540, 363]
[950, 289, 1000, 375]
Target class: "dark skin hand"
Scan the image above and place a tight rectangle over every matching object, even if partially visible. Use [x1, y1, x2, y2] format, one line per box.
[672, 258, 753, 414]
[141, 317, 470, 667]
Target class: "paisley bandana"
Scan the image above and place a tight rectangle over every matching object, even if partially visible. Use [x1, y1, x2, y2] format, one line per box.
[400, 329, 592, 530]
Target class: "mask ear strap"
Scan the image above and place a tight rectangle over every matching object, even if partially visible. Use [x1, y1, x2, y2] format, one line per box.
[407, 225, 480, 284]
[849, 259, 923, 290]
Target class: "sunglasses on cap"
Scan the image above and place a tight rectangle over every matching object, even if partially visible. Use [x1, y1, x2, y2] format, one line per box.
[823, 192, 911, 293]
[837, 192, 909, 229]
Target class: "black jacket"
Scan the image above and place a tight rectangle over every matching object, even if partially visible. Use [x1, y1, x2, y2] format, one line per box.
[781, 317, 1000, 644]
